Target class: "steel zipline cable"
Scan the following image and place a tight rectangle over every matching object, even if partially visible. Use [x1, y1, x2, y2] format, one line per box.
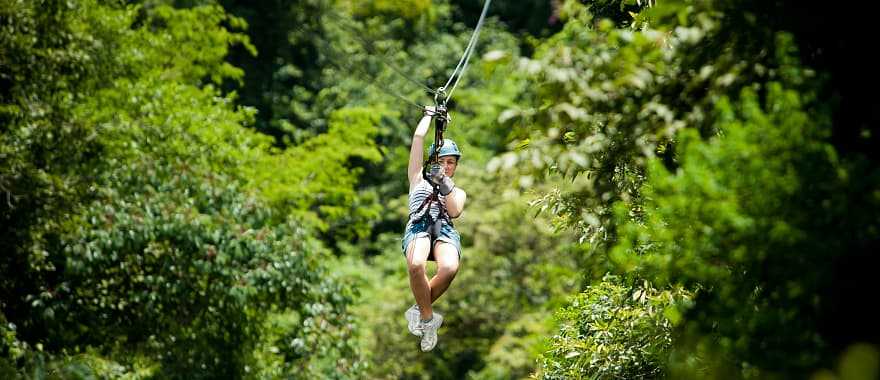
[325, 11, 439, 96]
[441, 0, 492, 104]
[288, 18, 428, 110]
[319, 0, 492, 110]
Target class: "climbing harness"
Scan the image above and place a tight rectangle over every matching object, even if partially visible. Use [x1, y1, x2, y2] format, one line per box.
[409, 184, 452, 242]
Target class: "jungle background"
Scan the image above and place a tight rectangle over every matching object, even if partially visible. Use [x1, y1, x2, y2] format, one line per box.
[2, 0, 879, 378]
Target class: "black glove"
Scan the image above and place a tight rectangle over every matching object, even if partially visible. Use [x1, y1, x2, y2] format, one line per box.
[428, 164, 455, 196]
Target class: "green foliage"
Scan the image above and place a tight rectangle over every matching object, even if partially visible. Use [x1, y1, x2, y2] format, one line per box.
[216, 0, 336, 140]
[491, 7, 679, 249]
[3, 313, 154, 379]
[611, 84, 878, 376]
[538, 276, 687, 379]
[581, 0, 654, 28]
[246, 107, 384, 242]
[345, 0, 434, 20]
[810, 344, 880, 380]
[494, 0, 818, 250]
[468, 312, 555, 380]
[506, 0, 880, 378]
[50, 159, 355, 377]
[2, 0, 365, 377]
[136, 3, 255, 85]
[1, 0, 132, 270]
[449, 0, 562, 37]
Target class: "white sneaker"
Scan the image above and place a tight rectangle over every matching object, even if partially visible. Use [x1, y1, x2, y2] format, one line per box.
[419, 312, 443, 352]
[405, 304, 422, 336]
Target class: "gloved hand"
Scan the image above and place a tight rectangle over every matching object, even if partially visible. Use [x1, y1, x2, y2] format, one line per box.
[428, 164, 455, 196]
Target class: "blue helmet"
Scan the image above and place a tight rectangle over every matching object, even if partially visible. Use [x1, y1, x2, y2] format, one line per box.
[428, 139, 462, 161]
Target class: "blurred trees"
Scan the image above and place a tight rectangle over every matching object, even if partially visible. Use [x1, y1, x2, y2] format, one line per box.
[501, 0, 880, 378]
[1, 1, 366, 377]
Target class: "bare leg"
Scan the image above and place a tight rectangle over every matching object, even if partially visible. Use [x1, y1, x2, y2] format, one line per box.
[406, 236, 433, 320]
[429, 241, 460, 303]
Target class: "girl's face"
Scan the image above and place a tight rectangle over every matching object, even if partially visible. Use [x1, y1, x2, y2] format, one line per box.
[438, 156, 458, 177]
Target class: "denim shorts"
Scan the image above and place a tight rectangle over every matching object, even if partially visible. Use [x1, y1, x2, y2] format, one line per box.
[401, 218, 462, 260]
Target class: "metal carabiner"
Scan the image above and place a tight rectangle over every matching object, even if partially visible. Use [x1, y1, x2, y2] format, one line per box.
[433, 86, 448, 108]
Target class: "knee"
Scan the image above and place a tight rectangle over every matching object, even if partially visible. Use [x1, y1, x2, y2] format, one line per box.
[408, 261, 427, 277]
[438, 261, 459, 277]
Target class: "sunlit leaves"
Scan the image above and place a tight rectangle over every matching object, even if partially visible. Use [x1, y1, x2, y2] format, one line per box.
[539, 276, 689, 379]
[1, 1, 362, 377]
[511, 0, 877, 378]
[610, 84, 848, 375]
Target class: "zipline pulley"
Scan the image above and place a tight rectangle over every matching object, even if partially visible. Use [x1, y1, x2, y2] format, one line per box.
[427, 86, 450, 163]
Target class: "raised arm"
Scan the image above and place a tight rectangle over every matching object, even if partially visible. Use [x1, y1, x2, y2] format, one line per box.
[408, 109, 433, 188]
[445, 188, 467, 218]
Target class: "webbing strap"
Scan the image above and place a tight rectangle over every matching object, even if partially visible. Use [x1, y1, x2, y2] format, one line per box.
[409, 189, 452, 234]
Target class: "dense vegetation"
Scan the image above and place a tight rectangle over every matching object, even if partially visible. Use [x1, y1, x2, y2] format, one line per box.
[2, 0, 877, 379]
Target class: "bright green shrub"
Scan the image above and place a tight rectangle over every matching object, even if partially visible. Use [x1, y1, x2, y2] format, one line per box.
[539, 276, 687, 379]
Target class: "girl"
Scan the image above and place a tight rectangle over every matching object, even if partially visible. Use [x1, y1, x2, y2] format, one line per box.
[402, 107, 467, 352]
